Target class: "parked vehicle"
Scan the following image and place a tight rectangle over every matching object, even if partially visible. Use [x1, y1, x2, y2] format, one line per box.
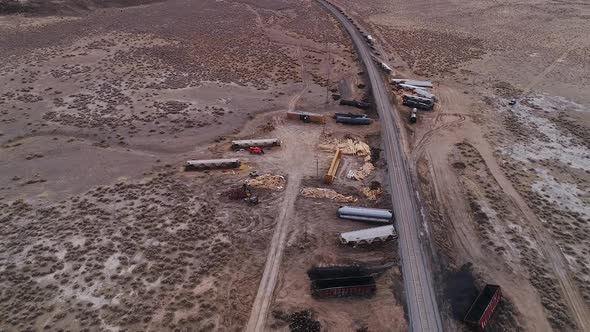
[380, 62, 392, 73]
[248, 147, 264, 154]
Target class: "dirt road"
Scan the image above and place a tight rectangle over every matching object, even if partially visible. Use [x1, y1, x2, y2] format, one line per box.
[318, 1, 442, 331]
[245, 36, 317, 330]
[245, 117, 319, 331]
[245, 170, 302, 332]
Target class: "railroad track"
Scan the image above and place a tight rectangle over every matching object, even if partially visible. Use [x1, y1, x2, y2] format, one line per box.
[316, 1, 443, 331]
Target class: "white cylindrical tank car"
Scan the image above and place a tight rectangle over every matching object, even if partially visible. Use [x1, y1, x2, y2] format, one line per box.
[338, 206, 393, 223]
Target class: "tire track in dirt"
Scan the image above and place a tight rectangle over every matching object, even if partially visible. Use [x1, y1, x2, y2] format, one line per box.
[412, 113, 466, 160]
[288, 45, 309, 112]
[242, 4, 264, 29]
[412, 84, 468, 160]
[245, 162, 302, 332]
[521, 41, 581, 99]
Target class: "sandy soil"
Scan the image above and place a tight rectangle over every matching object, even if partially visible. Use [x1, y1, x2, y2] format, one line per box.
[328, 0, 590, 330]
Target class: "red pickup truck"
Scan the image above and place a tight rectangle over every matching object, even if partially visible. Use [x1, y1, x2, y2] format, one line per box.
[248, 147, 264, 154]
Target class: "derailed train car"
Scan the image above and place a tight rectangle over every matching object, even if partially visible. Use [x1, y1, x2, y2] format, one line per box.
[340, 225, 398, 245]
[335, 116, 373, 125]
[231, 139, 280, 149]
[185, 158, 240, 171]
[311, 276, 376, 298]
[337, 206, 394, 224]
[308, 265, 377, 298]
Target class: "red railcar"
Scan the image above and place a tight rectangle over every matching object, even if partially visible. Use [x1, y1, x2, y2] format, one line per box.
[464, 284, 502, 331]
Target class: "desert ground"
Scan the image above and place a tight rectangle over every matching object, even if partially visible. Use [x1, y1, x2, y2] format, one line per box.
[0, 0, 408, 331]
[1, 0, 589, 331]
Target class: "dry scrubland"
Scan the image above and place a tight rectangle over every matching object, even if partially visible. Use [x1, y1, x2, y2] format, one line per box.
[0, 0, 369, 330]
[330, 0, 590, 330]
[3, 0, 589, 330]
[1, 170, 281, 331]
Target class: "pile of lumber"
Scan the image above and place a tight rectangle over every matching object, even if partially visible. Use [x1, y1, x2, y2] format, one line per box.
[300, 187, 357, 203]
[346, 162, 375, 180]
[246, 174, 286, 191]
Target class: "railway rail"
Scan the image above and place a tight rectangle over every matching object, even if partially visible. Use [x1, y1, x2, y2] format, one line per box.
[316, 1, 443, 330]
